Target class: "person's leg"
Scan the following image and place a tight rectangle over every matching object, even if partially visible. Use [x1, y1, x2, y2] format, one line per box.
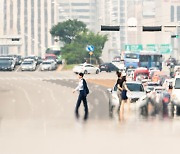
[119, 100, 125, 121]
[82, 96, 89, 120]
[117, 91, 122, 114]
[75, 93, 82, 119]
[127, 98, 131, 111]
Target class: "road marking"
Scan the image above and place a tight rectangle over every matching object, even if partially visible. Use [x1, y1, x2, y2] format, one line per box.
[15, 65, 21, 72]
[36, 65, 41, 72]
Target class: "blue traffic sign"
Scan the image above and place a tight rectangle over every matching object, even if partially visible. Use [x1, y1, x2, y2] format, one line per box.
[86, 45, 94, 52]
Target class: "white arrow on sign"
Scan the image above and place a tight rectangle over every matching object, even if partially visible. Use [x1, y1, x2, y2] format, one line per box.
[86, 45, 94, 52]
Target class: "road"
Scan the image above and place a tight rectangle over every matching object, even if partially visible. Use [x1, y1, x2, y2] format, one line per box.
[0, 70, 180, 154]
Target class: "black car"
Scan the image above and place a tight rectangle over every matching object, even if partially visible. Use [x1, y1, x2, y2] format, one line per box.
[0, 59, 14, 71]
[99, 63, 119, 72]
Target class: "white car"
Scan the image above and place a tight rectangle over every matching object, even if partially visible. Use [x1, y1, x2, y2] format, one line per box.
[41, 60, 57, 71]
[171, 75, 180, 115]
[21, 59, 36, 71]
[73, 64, 100, 74]
[172, 75, 180, 104]
[107, 81, 146, 116]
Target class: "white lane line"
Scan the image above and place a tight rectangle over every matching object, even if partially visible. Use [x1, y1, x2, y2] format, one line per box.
[36, 65, 41, 72]
[15, 65, 21, 72]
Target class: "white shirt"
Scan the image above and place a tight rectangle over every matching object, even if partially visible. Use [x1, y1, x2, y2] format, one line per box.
[75, 79, 84, 91]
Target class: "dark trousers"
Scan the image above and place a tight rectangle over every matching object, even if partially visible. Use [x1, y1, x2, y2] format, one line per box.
[75, 91, 89, 120]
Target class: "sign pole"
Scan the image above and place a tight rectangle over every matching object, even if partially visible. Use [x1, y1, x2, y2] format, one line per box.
[86, 45, 94, 64]
[90, 54, 91, 64]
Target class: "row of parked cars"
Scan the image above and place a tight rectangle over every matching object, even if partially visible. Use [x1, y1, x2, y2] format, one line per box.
[0, 54, 59, 71]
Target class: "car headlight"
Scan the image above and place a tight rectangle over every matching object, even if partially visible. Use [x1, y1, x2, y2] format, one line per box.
[112, 95, 118, 100]
[172, 94, 180, 103]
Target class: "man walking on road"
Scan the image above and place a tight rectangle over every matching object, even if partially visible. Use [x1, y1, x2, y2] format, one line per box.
[73, 73, 89, 120]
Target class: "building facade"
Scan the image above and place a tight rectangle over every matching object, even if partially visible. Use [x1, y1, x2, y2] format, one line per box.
[58, 0, 99, 32]
[0, 0, 58, 57]
[129, 0, 180, 59]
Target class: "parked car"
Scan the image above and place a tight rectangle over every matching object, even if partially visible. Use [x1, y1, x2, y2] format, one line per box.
[16, 55, 23, 65]
[73, 63, 100, 74]
[0, 58, 14, 71]
[99, 62, 119, 72]
[40, 60, 57, 71]
[24, 55, 38, 65]
[107, 81, 146, 116]
[21, 59, 36, 71]
[171, 75, 180, 115]
[0, 56, 16, 70]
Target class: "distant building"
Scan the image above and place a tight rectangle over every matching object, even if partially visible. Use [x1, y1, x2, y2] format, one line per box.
[58, 0, 99, 32]
[0, 0, 58, 57]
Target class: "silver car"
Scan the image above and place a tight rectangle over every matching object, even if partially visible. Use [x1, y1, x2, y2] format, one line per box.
[41, 60, 57, 71]
[107, 81, 146, 116]
[21, 59, 36, 71]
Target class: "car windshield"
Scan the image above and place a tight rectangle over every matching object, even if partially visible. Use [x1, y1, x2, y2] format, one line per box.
[46, 56, 56, 60]
[42, 62, 51, 65]
[148, 83, 159, 86]
[174, 78, 180, 89]
[22, 62, 33, 65]
[125, 53, 138, 59]
[0, 60, 11, 64]
[126, 83, 144, 92]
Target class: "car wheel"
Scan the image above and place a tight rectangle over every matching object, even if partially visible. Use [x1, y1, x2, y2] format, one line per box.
[96, 70, 99, 74]
[84, 70, 88, 74]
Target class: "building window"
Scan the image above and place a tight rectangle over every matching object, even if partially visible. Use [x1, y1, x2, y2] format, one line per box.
[71, 3, 89, 6]
[171, 6, 174, 22]
[59, 3, 69, 6]
[51, 1, 55, 25]
[17, 0, 21, 34]
[79, 16, 90, 19]
[4, 0, 7, 35]
[72, 9, 90, 12]
[37, 0, 41, 54]
[44, 0, 48, 47]
[10, 0, 13, 29]
[31, 0, 35, 54]
[177, 6, 180, 21]
[24, 0, 28, 55]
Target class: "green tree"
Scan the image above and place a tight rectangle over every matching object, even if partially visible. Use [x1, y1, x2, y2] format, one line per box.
[75, 32, 108, 61]
[61, 43, 88, 64]
[50, 19, 87, 44]
[61, 32, 108, 64]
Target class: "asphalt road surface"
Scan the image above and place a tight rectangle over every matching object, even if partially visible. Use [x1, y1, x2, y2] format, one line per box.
[0, 71, 180, 154]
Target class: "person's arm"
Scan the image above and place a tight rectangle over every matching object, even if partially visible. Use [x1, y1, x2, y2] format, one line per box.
[73, 79, 83, 93]
[123, 82, 130, 92]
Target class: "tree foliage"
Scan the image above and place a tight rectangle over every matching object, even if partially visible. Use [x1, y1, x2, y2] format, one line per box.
[50, 19, 108, 64]
[75, 32, 108, 61]
[50, 19, 87, 44]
